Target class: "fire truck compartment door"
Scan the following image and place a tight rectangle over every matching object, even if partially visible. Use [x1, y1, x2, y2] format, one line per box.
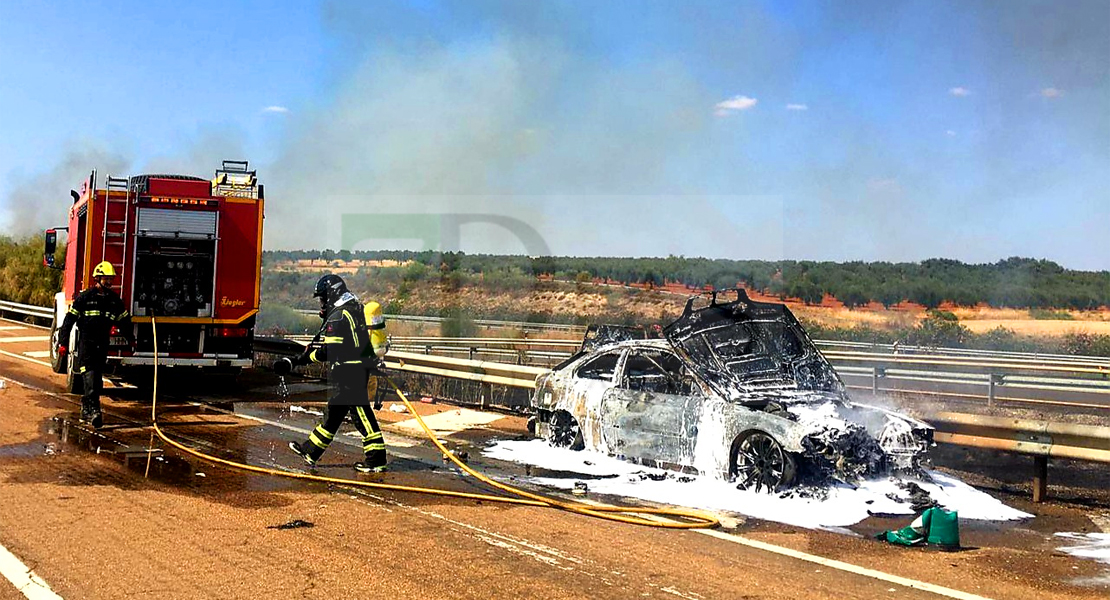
[137, 208, 217, 239]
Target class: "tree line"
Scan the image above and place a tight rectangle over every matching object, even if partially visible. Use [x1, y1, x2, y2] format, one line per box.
[265, 250, 1110, 310]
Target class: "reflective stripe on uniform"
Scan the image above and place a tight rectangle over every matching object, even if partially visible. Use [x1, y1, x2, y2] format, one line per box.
[309, 349, 320, 363]
[343, 310, 360, 348]
[85, 310, 101, 316]
[362, 431, 384, 443]
[116, 311, 130, 321]
[313, 425, 335, 441]
[355, 407, 378, 436]
[363, 443, 387, 452]
[322, 336, 344, 343]
[308, 426, 333, 450]
[68, 307, 79, 315]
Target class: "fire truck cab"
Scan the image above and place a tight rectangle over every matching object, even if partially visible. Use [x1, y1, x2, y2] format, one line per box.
[44, 161, 264, 392]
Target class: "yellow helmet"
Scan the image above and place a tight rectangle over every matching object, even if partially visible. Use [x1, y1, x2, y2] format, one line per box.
[92, 261, 117, 278]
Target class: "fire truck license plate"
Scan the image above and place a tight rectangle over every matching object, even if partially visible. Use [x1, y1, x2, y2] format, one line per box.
[110, 336, 129, 346]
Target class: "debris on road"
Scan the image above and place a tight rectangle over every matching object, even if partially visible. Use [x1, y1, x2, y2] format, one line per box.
[267, 519, 315, 530]
[876, 506, 960, 548]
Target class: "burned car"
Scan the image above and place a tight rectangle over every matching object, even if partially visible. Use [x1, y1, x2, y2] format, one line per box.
[531, 289, 933, 491]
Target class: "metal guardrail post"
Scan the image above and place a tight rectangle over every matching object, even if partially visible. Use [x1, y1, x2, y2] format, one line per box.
[872, 367, 884, 394]
[425, 344, 432, 355]
[987, 373, 1003, 407]
[1032, 456, 1048, 502]
[469, 347, 476, 361]
[480, 382, 492, 410]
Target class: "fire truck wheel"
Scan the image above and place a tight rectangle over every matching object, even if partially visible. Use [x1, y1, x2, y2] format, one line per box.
[66, 346, 84, 395]
[49, 314, 67, 374]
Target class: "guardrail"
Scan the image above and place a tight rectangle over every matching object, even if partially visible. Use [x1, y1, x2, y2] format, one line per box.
[0, 300, 53, 322]
[374, 335, 1110, 410]
[929, 412, 1110, 502]
[385, 351, 545, 390]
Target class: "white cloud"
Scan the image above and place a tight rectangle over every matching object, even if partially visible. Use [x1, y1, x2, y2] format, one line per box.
[785, 103, 808, 111]
[946, 130, 957, 136]
[1040, 87, 1063, 98]
[714, 95, 757, 116]
[262, 105, 290, 114]
[949, 87, 971, 97]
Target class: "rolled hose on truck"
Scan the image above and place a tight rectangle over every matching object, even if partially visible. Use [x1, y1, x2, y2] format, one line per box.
[148, 318, 719, 529]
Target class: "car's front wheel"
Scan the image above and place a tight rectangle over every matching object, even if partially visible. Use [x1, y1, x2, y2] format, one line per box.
[731, 431, 796, 492]
[546, 410, 584, 451]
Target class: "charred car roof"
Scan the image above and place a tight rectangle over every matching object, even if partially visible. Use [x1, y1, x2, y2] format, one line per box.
[560, 289, 847, 403]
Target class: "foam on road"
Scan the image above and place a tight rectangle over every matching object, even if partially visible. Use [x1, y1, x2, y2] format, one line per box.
[484, 439, 1032, 530]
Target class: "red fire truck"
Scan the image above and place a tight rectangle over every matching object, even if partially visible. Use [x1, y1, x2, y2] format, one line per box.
[43, 161, 264, 391]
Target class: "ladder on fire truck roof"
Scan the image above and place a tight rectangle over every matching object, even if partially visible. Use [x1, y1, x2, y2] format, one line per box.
[101, 175, 131, 291]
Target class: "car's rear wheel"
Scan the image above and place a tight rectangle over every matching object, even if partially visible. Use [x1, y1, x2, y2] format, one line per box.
[731, 431, 796, 492]
[547, 410, 584, 450]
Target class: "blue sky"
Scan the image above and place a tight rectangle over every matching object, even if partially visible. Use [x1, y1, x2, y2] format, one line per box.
[1, 1, 1107, 269]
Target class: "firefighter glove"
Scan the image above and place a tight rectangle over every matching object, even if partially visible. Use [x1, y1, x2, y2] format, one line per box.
[295, 348, 313, 366]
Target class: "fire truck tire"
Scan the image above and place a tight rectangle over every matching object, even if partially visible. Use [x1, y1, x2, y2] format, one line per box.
[49, 314, 67, 374]
[66, 340, 84, 395]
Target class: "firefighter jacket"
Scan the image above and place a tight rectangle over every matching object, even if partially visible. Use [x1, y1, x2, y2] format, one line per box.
[58, 287, 131, 366]
[308, 297, 373, 388]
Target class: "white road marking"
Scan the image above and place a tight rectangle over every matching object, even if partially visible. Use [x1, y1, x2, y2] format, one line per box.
[694, 529, 994, 600]
[0, 337, 49, 344]
[0, 349, 51, 368]
[0, 350, 131, 389]
[566, 496, 992, 600]
[0, 539, 64, 600]
[23, 351, 51, 359]
[392, 408, 503, 436]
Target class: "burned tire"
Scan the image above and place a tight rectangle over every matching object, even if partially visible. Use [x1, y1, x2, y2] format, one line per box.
[49, 314, 66, 374]
[547, 410, 584, 450]
[731, 431, 796, 492]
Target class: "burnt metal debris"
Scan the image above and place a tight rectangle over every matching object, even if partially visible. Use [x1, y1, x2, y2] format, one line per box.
[267, 519, 315, 530]
[532, 289, 933, 491]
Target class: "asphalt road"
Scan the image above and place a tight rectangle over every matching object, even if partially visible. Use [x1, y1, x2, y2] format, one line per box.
[0, 320, 1108, 600]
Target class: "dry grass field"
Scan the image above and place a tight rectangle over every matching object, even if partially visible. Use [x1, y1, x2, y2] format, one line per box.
[269, 260, 1109, 338]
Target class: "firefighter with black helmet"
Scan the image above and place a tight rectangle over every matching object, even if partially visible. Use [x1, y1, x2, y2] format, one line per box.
[277, 274, 388, 473]
[57, 261, 132, 428]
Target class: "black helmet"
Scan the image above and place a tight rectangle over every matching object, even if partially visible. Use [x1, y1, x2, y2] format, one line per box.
[313, 274, 348, 307]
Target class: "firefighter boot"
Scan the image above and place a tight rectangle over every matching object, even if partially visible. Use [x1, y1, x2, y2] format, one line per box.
[288, 441, 318, 467]
[354, 462, 387, 473]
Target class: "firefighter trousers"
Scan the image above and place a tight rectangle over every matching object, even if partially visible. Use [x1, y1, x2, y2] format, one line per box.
[301, 386, 386, 467]
[77, 359, 105, 420]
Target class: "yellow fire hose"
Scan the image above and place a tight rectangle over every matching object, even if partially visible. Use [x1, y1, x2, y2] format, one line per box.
[148, 318, 719, 529]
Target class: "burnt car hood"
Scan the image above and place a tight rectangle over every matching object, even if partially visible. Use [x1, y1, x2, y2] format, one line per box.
[662, 289, 845, 403]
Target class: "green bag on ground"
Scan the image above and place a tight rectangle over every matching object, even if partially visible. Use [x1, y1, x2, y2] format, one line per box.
[877, 507, 960, 548]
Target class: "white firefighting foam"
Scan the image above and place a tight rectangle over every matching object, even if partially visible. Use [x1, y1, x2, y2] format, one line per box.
[484, 439, 1031, 530]
[1056, 533, 1110, 564]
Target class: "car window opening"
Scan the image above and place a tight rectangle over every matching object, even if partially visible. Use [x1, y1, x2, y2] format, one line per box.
[576, 352, 621, 381]
[622, 351, 693, 395]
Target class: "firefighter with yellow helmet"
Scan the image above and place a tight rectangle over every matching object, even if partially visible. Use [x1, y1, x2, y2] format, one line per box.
[276, 274, 390, 473]
[57, 261, 132, 428]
